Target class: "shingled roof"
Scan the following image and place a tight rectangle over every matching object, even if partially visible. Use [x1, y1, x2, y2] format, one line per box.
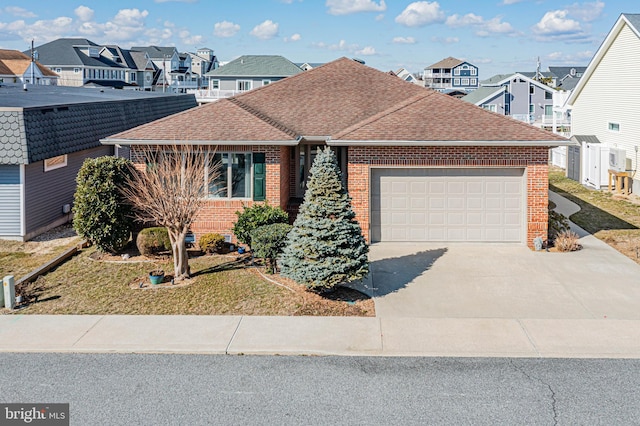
[205, 55, 302, 78]
[105, 57, 568, 146]
[0, 49, 58, 77]
[425, 57, 465, 70]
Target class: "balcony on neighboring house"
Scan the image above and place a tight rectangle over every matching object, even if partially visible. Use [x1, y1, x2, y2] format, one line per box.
[188, 89, 239, 103]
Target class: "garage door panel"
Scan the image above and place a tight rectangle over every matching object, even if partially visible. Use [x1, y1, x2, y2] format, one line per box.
[467, 197, 483, 209]
[371, 168, 524, 243]
[429, 212, 445, 225]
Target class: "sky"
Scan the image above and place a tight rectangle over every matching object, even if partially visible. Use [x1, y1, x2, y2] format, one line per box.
[0, 0, 632, 79]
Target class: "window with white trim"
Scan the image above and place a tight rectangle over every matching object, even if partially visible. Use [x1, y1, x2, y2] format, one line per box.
[237, 80, 252, 92]
[454, 68, 460, 76]
[44, 155, 67, 172]
[470, 68, 477, 76]
[262, 79, 271, 86]
[461, 78, 470, 86]
[608, 122, 620, 132]
[483, 104, 497, 112]
[207, 153, 252, 199]
[73, 68, 80, 74]
[211, 79, 220, 89]
[453, 78, 460, 85]
[470, 78, 477, 85]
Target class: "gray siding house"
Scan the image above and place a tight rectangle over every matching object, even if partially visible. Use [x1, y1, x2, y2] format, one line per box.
[0, 85, 196, 240]
[200, 55, 302, 101]
[462, 72, 556, 124]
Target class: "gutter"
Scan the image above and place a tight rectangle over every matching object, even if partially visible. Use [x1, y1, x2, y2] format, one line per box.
[101, 138, 300, 146]
[327, 139, 578, 147]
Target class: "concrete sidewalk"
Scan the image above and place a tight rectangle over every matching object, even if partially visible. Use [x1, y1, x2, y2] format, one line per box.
[1, 191, 639, 358]
[2, 314, 640, 358]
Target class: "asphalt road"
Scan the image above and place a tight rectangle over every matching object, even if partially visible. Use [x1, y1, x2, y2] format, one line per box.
[1, 354, 639, 425]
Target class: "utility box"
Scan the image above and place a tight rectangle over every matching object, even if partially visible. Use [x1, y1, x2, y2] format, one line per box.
[3, 275, 15, 309]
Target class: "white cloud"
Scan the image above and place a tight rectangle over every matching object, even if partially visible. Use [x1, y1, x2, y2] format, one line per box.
[214, 21, 240, 38]
[3, 16, 74, 44]
[395, 1, 444, 27]
[392, 36, 416, 44]
[445, 13, 483, 28]
[546, 50, 593, 62]
[101, 9, 149, 41]
[430, 36, 459, 44]
[3, 7, 37, 18]
[250, 20, 279, 40]
[312, 38, 372, 55]
[326, 0, 386, 15]
[446, 13, 517, 37]
[74, 6, 95, 22]
[567, 1, 605, 22]
[532, 10, 589, 41]
[502, 0, 523, 4]
[284, 33, 302, 42]
[355, 46, 377, 55]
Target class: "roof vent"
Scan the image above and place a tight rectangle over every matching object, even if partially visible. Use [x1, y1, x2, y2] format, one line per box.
[352, 58, 365, 64]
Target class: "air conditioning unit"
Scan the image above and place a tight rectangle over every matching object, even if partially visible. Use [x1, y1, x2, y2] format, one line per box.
[609, 147, 627, 172]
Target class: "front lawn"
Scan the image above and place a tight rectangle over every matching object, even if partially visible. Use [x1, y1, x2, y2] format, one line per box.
[549, 168, 640, 263]
[0, 241, 373, 316]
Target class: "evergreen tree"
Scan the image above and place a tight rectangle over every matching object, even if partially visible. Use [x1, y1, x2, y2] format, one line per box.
[280, 147, 368, 291]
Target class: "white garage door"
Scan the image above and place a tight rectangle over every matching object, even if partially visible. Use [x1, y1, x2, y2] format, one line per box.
[371, 168, 525, 242]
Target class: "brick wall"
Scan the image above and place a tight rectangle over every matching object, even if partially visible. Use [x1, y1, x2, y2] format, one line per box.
[130, 144, 286, 243]
[348, 145, 549, 249]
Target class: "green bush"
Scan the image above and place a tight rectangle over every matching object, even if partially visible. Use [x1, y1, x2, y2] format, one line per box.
[73, 156, 134, 253]
[136, 227, 171, 256]
[548, 204, 570, 242]
[232, 203, 289, 248]
[251, 223, 293, 274]
[199, 233, 225, 254]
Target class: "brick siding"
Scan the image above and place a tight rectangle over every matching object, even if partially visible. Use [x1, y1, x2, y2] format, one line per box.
[132, 145, 548, 248]
[348, 145, 549, 249]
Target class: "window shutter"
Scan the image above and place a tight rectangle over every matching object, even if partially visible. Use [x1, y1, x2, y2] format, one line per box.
[253, 153, 266, 201]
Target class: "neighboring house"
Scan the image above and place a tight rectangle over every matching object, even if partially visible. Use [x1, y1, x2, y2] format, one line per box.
[101, 45, 155, 91]
[463, 72, 558, 127]
[0, 49, 59, 86]
[0, 85, 197, 240]
[297, 62, 324, 71]
[198, 55, 303, 102]
[186, 48, 219, 89]
[394, 68, 422, 85]
[104, 57, 569, 248]
[567, 13, 640, 191]
[424, 57, 479, 92]
[549, 66, 587, 89]
[32, 38, 130, 88]
[130, 46, 186, 92]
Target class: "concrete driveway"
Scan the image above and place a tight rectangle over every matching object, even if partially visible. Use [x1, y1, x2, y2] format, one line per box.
[359, 221, 640, 320]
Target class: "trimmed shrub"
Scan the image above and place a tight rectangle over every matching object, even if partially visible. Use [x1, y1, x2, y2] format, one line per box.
[232, 203, 289, 248]
[555, 230, 582, 252]
[73, 156, 134, 253]
[199, 233, 225, 254]
[136, 227, 171, 256]
[251, 223, 293, 274]
[548, 204, 570, 242]
[280, 147, 368, 292]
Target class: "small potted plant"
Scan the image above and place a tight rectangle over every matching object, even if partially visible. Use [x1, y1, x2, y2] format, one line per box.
[149, 269, 165, 285]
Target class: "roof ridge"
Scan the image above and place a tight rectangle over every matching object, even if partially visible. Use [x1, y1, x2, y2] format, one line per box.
[228, 97, 299, 139]
[333, 91, 434, 139]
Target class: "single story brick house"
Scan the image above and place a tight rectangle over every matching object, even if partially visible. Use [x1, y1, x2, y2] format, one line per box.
[103, 58, 571, 248]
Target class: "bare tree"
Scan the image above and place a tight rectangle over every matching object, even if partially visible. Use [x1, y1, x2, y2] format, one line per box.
[121, 144, 219, 281]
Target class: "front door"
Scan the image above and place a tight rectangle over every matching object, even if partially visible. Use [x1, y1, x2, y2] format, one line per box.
[295, 144, 347, 198]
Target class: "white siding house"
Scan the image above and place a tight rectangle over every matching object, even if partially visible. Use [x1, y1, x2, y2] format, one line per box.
[568, 13, 640, 191]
